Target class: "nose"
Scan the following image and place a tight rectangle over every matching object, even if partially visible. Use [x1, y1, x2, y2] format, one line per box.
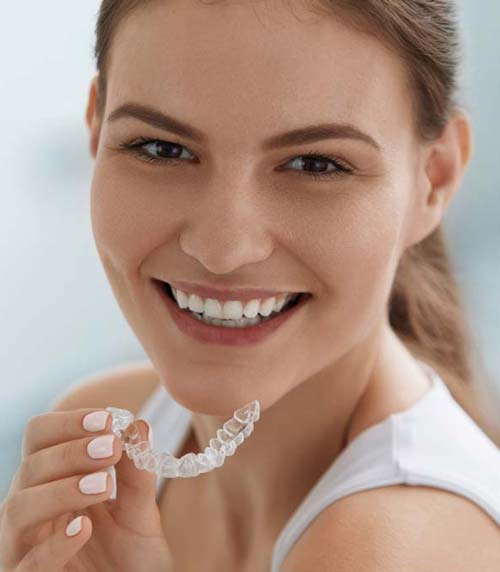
[177, 181, 274, 275]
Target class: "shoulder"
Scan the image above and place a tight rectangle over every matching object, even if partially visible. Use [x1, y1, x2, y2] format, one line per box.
[50, 359, 161, 416]
[281, 484, 500, 571]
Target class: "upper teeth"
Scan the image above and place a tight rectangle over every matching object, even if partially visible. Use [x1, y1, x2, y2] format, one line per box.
[170, 285, 298, 319]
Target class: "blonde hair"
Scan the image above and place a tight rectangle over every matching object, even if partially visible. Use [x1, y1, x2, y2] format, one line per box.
[92, 0, 500, 445]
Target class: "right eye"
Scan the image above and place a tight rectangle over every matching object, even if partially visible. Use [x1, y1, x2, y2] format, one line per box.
[119, 138, 197, 165]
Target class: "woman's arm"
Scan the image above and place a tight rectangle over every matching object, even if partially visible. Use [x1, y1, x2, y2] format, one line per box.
[281, 485, 500, 571]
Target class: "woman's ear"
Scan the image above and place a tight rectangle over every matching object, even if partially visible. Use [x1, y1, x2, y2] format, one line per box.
[404, 109, 473, 250]
[85, 74, 101, 159]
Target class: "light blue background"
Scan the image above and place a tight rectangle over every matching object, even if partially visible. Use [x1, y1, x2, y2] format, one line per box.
[1, 1, 499, 501]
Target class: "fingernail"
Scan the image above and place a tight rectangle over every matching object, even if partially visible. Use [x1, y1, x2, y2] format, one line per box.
[66, 515, 83, 537]
[79, 472, 108, 494]
[146, 421, 154, 449]
[87, 435, 115, 459]
[83, 411, 110, 432]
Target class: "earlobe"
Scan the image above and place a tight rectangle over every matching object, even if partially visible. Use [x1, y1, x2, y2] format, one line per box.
[424, 147, 448, 209]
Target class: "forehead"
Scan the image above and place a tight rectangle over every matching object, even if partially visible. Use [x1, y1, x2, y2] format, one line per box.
[105, 0, 413, 152]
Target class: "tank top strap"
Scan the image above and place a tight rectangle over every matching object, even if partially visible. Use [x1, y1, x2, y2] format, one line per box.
[271, 363, 500, 571]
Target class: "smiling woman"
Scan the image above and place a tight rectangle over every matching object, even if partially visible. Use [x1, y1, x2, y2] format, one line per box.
[85, 2, 500, 569]
[2, 1, 500, 571]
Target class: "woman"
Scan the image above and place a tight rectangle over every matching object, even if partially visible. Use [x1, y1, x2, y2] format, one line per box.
[2, 0, 500, 570]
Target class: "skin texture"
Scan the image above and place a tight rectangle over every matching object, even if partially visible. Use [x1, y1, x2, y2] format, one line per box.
[85, 0, 472, 564]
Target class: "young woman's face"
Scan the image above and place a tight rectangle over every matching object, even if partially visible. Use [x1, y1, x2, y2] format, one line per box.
[88, 1, 428, 412]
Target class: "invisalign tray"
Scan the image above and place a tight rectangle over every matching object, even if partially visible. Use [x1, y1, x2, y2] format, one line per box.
[106, 400, 260, 478]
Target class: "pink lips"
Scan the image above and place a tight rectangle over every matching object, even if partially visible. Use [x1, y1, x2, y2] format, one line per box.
[163, 278, 305, 303]
[154, 280, 310, 347]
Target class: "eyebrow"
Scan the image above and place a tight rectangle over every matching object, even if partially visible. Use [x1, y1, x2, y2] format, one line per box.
[106, 102, 382, 152]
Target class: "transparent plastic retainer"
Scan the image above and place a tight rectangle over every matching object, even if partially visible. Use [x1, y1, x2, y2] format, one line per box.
[105, 400, 260, 478]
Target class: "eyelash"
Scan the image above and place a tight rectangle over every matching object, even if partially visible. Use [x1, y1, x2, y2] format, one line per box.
[117, 137, 354, 181]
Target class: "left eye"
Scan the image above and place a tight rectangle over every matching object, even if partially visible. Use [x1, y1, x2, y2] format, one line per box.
[119, 138, 353, 181]
[280, 153, 352, 179]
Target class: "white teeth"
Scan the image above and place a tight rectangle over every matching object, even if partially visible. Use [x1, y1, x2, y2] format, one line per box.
[174, 289, 189, 309]
[274, 296, 287, 312]
[169, 284, 297, 319]
[204, 298, 224, 318]
[194, 315, 262, 328]
[243, 298, 260, 318]
[223, 300, 244, 320]
[187, 293, 204, 313]
[259, 296, 276, 317]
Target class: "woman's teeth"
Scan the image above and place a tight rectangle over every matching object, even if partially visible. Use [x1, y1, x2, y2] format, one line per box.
[193, 313, 268, 328]
[167, 284, 301, 328]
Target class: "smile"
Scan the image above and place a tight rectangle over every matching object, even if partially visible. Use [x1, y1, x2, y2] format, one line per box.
[153, 279, 312, 346]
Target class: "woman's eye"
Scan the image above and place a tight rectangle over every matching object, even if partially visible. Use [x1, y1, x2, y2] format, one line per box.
[281, 153, 353, 180]
[119, 138, 197, 164]
[119, 138, 353, 181]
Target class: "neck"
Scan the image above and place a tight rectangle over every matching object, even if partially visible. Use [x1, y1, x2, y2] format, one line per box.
[185, 318, 423, 557]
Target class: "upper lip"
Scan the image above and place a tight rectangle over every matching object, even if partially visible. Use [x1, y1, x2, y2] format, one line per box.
[156, 279, 307, 303]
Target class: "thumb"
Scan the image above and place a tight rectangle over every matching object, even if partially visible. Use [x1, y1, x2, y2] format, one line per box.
[110, 419, 161, 530]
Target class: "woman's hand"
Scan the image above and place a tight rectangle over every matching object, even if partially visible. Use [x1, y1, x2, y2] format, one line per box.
[0, 409, 173, 571]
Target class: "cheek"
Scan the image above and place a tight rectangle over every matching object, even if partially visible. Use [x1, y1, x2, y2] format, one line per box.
[90, 159, 174, 275]
[291, 183, 406, 318]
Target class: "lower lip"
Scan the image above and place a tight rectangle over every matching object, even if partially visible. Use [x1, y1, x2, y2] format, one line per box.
[153, 280, 311, 346]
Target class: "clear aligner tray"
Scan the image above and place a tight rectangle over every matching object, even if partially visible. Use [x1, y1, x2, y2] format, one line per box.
[106, 400, 260, 478]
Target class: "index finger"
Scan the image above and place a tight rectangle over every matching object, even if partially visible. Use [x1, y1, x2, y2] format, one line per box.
[23, 409, 114, 457]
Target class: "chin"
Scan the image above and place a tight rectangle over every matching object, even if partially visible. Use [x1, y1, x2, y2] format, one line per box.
[157, 366, 261, 417]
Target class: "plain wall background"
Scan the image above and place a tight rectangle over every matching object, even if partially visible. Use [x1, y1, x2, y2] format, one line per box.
[1, 1, 499, 500]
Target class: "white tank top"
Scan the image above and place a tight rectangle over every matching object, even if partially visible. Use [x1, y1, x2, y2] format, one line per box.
[131, 359, 500, 571]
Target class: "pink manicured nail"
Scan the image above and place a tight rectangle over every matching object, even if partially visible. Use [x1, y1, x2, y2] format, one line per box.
[79, 472, 108, 494]
[65, 516, 83, 537]
[83, 411, 110, 432]
[87, 435, 115, 459]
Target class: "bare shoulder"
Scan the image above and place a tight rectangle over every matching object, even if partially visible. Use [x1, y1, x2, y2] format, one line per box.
[50, 359, 161, 416]
[282, 485, 500, 571]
